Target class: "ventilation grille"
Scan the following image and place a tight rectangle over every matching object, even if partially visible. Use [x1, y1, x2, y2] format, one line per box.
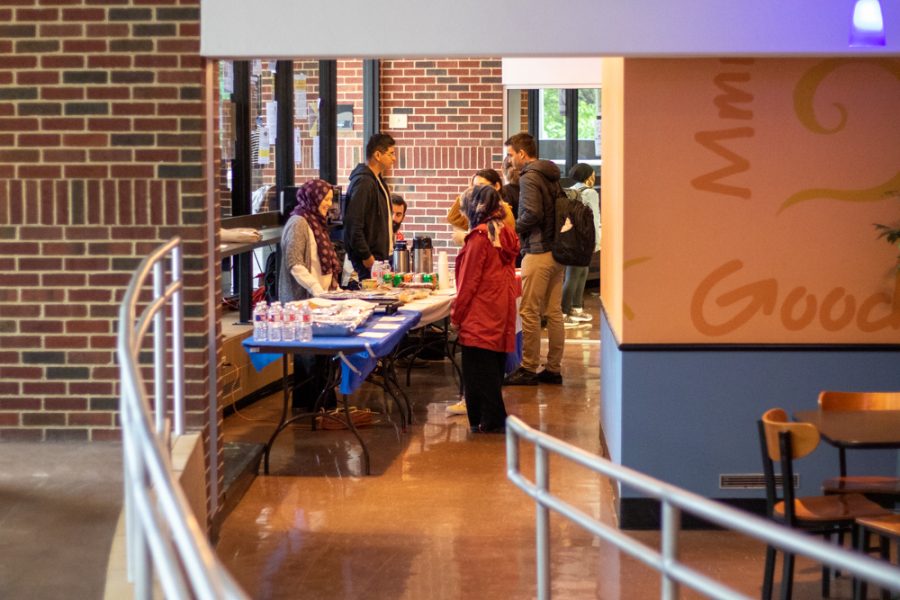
[719, 473, 799, 490]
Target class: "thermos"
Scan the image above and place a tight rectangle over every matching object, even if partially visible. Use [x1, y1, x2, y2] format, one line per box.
[412, 236, 433, 273]
[392, 239, 410, 272]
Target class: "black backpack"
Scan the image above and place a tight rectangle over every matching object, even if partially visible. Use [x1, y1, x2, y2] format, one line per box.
[551, 184, 596, 267]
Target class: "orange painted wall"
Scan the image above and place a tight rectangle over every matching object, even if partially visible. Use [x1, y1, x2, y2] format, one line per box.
[601, 58, 626, 339]
[604, 58, 900, 345]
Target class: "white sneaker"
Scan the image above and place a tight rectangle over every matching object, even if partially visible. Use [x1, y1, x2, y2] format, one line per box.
[563, 315, 581, 329]
[570, 308, 593, 322]
[446, 399, 467, 415]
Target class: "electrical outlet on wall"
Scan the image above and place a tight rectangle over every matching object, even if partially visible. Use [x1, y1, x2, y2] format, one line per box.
[389, 113, 408, 129]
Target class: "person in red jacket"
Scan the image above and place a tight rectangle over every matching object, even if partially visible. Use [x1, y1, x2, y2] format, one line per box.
[451, 185, 521, 433]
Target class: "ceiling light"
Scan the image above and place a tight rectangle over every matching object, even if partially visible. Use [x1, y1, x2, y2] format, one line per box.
[850, 0, 886, 47]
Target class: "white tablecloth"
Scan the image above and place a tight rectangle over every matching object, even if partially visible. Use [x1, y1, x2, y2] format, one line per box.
[398, 290, 455, 327]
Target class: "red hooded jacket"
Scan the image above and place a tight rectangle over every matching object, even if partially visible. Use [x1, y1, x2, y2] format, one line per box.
[451, 222, 521, 353]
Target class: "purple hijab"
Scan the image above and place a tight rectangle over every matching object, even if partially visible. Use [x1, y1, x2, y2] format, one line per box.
[291, 179, 341, 276]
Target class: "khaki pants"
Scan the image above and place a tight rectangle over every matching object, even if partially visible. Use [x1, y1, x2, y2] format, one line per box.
[520, 251, 565, 373]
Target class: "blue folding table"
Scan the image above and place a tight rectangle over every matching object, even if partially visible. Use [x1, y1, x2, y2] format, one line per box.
[243, 311, 421, 475]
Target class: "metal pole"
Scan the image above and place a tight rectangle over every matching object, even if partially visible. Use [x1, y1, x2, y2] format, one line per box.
[661, 502, 681, 600]
[171, 246, 184, 435]
[535, 444, 550, 600]
[153, 261, 166, 434]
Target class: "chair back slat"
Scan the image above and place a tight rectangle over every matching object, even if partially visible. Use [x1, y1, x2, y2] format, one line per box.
[818, 391, 900, 411]
[761, 408, 819, 460]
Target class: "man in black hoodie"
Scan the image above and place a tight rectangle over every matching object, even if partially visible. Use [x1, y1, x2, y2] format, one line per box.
[344, 133, 397, 279]
[504, 132, 565, 386]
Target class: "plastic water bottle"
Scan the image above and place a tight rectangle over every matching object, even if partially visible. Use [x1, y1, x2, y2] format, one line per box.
[267, 302, 282, 342]
[253, 301, 268, 341]
[282, 304, 297, 342]
[371, 260, 382, 282]
[297, 302, 313, 342]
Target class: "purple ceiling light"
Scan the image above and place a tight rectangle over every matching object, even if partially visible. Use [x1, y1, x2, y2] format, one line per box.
[850, 0, 886, 46]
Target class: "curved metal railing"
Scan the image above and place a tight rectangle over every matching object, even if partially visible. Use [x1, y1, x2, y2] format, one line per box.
[117, 237, 248, 599]
[506, 415, 900, 600]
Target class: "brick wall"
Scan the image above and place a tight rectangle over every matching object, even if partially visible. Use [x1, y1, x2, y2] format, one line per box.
[378, 59, 505, 255]
[0, 0, 214, 444]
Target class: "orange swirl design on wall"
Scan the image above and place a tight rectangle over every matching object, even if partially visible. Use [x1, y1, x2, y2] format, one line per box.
[780, 59, 900, 213]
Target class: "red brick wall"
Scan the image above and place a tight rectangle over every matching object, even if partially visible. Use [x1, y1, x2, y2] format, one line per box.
[378, 59, 505, 255]
[0, 0, 213, 443]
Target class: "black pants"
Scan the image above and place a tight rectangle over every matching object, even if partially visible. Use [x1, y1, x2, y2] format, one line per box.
[461, 345, 508, 431]
[292, 354, 336, 411]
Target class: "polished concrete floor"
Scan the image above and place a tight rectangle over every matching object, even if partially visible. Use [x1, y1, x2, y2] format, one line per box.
[215, 293, 867, 600]
[0, 442, 122, 599]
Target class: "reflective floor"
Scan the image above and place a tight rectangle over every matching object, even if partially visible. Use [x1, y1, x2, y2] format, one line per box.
[216, 292, 863, 599]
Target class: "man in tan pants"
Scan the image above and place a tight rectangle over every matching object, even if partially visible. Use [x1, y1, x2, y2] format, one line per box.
[503, 132, 565, 386]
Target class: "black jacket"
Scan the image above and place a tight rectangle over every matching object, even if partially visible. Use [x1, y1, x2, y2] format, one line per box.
[501, 183, 519, 221]
[343, 163, 391, 264]
[515, 160, 560, 254]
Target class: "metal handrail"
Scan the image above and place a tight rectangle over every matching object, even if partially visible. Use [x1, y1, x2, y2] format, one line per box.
[117, 237, 249, 599]
[506, 415, 900, 600]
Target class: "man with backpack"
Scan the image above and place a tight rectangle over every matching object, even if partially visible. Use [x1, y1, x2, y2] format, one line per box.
[562, 163, 601, 327]
[503, 132, 566, 386]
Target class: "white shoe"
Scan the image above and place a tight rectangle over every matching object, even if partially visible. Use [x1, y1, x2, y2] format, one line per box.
[563, 315, 580, 329]
[570, 308, 593, 322]
[446, 399, 467, 415]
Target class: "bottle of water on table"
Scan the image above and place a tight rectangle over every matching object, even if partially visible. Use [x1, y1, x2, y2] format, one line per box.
[298, 301, 313, 342]
[253, 301, 268, 341]
[283, 304, 297, 342]
[267, 301, 282, 342]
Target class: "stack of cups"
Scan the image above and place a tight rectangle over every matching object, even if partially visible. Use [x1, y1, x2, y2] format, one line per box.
[437, 251, 449, 290]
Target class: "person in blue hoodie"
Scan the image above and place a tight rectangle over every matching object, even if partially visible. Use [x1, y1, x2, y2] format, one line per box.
[343, 133, 397, 280]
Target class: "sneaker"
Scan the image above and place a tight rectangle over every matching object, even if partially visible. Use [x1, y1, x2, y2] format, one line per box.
[537, 369, 563, 385]
[503, 367, 538, 386]
[570, 308, 593, 322]
[563, 315, 580, 329]
[446, 399, 467, 415]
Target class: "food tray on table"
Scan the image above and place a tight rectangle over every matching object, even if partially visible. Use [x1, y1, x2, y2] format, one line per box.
[319, 287, 429, 309]
[319, 290, 402, 303]
[288, 298, 376, 337]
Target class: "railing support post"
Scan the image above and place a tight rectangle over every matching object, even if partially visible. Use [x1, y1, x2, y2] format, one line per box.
[535, 444, 550, 600]
[152, 260, 166, 435]
[661, 502, 681, 600]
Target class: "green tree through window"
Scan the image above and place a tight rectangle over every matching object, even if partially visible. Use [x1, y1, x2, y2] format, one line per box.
[541, 89, 599, 140]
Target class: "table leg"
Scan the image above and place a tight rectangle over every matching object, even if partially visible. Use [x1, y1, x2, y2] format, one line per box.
[439, 317, 463, 395]
[321, 359, 371, 475]
[262, 354, 291, 475]
[263, 354, 373, 476]
[379, 351, 412, 426]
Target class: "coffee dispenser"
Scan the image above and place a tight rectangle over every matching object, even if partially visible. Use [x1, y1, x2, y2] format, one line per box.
[412, 236, 433, 273]
[392, 239, 410, 273]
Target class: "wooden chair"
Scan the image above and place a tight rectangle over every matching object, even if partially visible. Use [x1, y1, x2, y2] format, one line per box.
[817, 391, 900, 499]
[854, 514, 900, 600]
[758, 408, 891, 600]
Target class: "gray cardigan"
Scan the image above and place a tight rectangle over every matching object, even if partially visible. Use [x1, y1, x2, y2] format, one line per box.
[278, 215, 315, 303]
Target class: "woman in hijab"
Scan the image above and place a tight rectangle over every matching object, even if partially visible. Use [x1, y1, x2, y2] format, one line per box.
[450, 185, 520, 433]
[279, 178, 341, 411]
[446, 169, 516, 246]
[280, 178, 341, 301]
